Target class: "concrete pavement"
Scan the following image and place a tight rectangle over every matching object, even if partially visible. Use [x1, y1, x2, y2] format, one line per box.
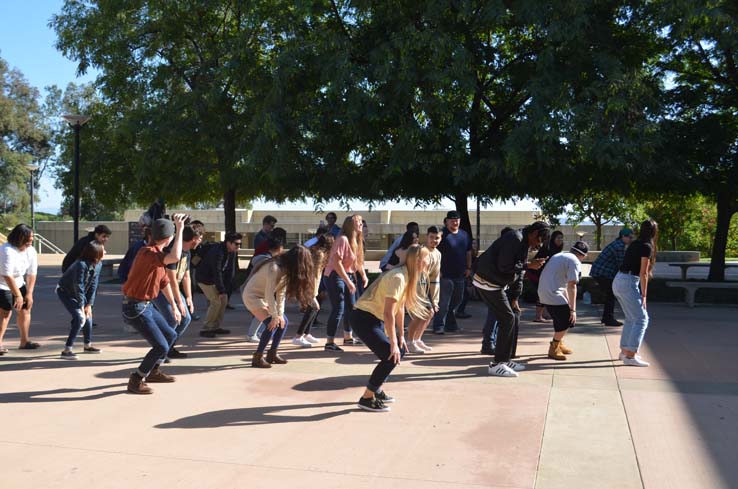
[1, 266, 737, 488]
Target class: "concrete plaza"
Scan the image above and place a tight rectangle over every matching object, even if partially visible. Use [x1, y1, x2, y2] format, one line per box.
[1, 266, 737, 489]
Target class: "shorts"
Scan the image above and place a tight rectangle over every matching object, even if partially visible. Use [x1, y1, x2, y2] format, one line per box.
[544, 303, 574, 332]
[0, 285, 28, 311]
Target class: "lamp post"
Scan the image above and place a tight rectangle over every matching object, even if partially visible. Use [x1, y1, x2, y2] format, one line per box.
[26, 164, 39, 233]
[62, 114, 90, 242]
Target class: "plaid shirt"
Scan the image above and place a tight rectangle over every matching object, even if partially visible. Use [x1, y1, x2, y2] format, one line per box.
[590, 239, 626, 279]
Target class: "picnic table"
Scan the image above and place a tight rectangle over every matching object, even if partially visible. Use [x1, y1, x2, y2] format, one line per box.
[668, 262, 738, 280]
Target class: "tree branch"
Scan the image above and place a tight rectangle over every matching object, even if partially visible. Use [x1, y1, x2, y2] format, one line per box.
[330, 0, 352, 41]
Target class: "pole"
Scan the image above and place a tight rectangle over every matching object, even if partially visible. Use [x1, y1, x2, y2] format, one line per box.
[30, 170, 35, 232]
[476, 198, 481, 244]
[73, 123, 81, 242]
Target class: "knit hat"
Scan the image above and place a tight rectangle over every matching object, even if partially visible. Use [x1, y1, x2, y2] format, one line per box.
[151, 218, 175, 241]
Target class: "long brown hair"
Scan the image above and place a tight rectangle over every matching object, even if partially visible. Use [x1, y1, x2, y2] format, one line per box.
[340, 214, 364, 269]
[309, 234, 334, 271]
[403, 245, 431, 320]
[276, 245, 315, 308]
[638, 219, 659, 276]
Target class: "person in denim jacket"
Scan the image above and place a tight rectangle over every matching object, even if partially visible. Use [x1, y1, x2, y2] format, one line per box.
[57, 242, 104, 359]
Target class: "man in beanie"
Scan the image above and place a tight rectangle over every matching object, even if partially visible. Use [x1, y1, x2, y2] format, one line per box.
[538, 241, 589, 361]
[433, 210, 473, 334]
[590, 229, 633, 326]
[121, 214, 187, 394]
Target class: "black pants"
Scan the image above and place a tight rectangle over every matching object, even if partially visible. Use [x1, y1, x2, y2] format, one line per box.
[594, 277, 616, 321]
[296, 305, 319, 336]
[475, 287, 518, 363]
[350, 308, 406, 392]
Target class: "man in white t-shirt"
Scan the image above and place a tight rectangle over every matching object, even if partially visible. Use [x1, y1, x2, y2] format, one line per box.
[538, 241, 589, 361]
[0, 224, 39, 352]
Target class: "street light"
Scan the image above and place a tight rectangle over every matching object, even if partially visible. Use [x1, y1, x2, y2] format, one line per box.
[26, 164, 39, 233]
[62, 114, 90, 242]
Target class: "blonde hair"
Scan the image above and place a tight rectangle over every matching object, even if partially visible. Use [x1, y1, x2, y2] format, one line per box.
[402, 245, 431, 321]
[340, 214, 365, 269]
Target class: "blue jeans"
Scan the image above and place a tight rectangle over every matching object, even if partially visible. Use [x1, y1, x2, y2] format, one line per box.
[612, 272, 649, 352]
[326, 271, 356, 339]
[153, 290, 192, 339]
[122, 299, 177, 376]
[433, 277, 465, 332]
[351, 308, 406, 392]
[255, 315, 288, 353]
[482, 306, 498, 347]
[56, 288, 91, 348]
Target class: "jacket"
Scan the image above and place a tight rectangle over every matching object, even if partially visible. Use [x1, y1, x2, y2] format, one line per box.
[195, 242, 234, 294]
[474, 229, 530, 297]
[57, 259, 102, 307]
[62, 232, 95, 273]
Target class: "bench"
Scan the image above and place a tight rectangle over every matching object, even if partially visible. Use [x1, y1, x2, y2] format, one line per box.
[668, 263, 738, 280]
[100, 258, 122, 279]
[665, 281, 738, 308]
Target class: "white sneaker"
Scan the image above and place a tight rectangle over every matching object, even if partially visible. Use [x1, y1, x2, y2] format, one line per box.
[416, 340, 433, 352]
[304, 334, 320, 344]
[488, 363, 518, 377]
[246, 334, 260, 343]
[408, 341, 425, 354]
[291, 336, 312, 348]
[618, 352, 626, 361]
[623, 356, 650, 367]
[499, 361, 526, 372]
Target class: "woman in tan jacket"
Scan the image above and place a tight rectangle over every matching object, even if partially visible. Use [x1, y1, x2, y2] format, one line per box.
[242, 245, 315, 368]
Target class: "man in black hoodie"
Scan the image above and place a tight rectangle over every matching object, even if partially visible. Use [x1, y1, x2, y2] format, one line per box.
[473, 221, 550, 377]
[62, 225, 111, 272]
[196, 232, 242, 338]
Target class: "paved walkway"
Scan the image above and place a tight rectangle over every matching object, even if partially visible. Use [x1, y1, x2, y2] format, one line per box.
[1, 266, 737, 488]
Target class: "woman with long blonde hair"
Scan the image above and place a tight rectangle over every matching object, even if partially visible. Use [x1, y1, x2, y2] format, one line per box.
[350, 245, 431, 412]
[323, 215, 368, 351]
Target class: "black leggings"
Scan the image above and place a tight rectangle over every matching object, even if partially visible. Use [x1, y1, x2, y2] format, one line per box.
[350, 308, 406, 392]
[296, 306, 319, 335]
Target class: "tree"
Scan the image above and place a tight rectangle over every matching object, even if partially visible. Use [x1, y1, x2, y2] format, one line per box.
[0, 55, 53, 226]
[655, 0, 738, 280]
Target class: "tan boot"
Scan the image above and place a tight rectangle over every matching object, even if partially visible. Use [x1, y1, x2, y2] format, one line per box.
[252, 352, 272, 368]
[146, 366, 175, 383]
[266, 349, 287, 364]
[548, 340, 567, 361]
[559, 341, 573, 354]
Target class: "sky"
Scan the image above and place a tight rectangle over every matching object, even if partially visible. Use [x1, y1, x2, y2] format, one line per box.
[0, 1, 538, 214]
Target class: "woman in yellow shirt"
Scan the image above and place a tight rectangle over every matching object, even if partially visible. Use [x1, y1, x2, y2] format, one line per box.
[350, 244, 431, 412]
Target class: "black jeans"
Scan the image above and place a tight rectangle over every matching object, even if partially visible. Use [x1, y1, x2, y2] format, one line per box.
[475, 287, 518, 363]
[594, 277, 616, 321]
[350, 308, 406, 392]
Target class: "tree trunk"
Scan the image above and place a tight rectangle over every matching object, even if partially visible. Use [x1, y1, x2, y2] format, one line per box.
[454, 192, 472, 236]
[595, 221, 603, 250]
[708, 192, 737, 281]
[223, 187, 236, 235]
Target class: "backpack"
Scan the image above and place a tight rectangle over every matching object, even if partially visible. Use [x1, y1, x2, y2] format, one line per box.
[118, 239, 146, 283]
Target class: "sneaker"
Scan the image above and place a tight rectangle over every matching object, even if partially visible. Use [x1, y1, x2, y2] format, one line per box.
[623, 356, 650, 367]
[343, 337, 363, 346]
[167, 347, 187, 359]
[291, 336, 313, 348]
[408, 341, 426, 354]
[602, 318, 623, 326]
[304, 334, 320, 344]
[83, 345, 102, 354]
[433, 330, 445, 335]
[60, 350, 77, 360]
[246, 334, 260, 343]
[499, 361, 526, 372]
[212, 327, 231, 335]
[324, 342, 344, 352]
[192, 314, 201, 321]
[358, 396, 390, 412]
[455, 312, 472, 319]
[123, 324, 137, 334]
[374, 390, 395, 404]
[199, 330, 217, 338]
[488, 363, 518, 377]
[480, 345, 495, 356]
[416, 340, 433, 352]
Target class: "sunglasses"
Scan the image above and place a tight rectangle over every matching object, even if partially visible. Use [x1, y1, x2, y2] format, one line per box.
[233, 241, 242, 247]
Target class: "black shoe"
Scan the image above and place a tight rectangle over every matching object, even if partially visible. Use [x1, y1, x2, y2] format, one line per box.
[192, 314, 201, 321]
[456, 312, 472, 319]
[374, 390, 395, 404]
[324, 342, 344, 352]
[168, 347, 188, 359]
[358, 396, 390, 412]
[225, 304, 235, 310]
[480, 345, 495, 356]
[602, 318, 623, 326]
[212, 328, 231, 335]
[199, 330, 217, 338]
[445, 328, 462, 334]
[433, 330, 445, 335]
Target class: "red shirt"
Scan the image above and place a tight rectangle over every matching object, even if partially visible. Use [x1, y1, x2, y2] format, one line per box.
[122, 246, 169, 301]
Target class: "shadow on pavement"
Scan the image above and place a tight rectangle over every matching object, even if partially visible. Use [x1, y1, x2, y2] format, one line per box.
[0, 383, 127, 403]
[155, 401, 356, 428]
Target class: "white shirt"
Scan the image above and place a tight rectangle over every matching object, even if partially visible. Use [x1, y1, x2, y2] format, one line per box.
[0, 243, 38, 290]
[537, 252, 581, 306]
